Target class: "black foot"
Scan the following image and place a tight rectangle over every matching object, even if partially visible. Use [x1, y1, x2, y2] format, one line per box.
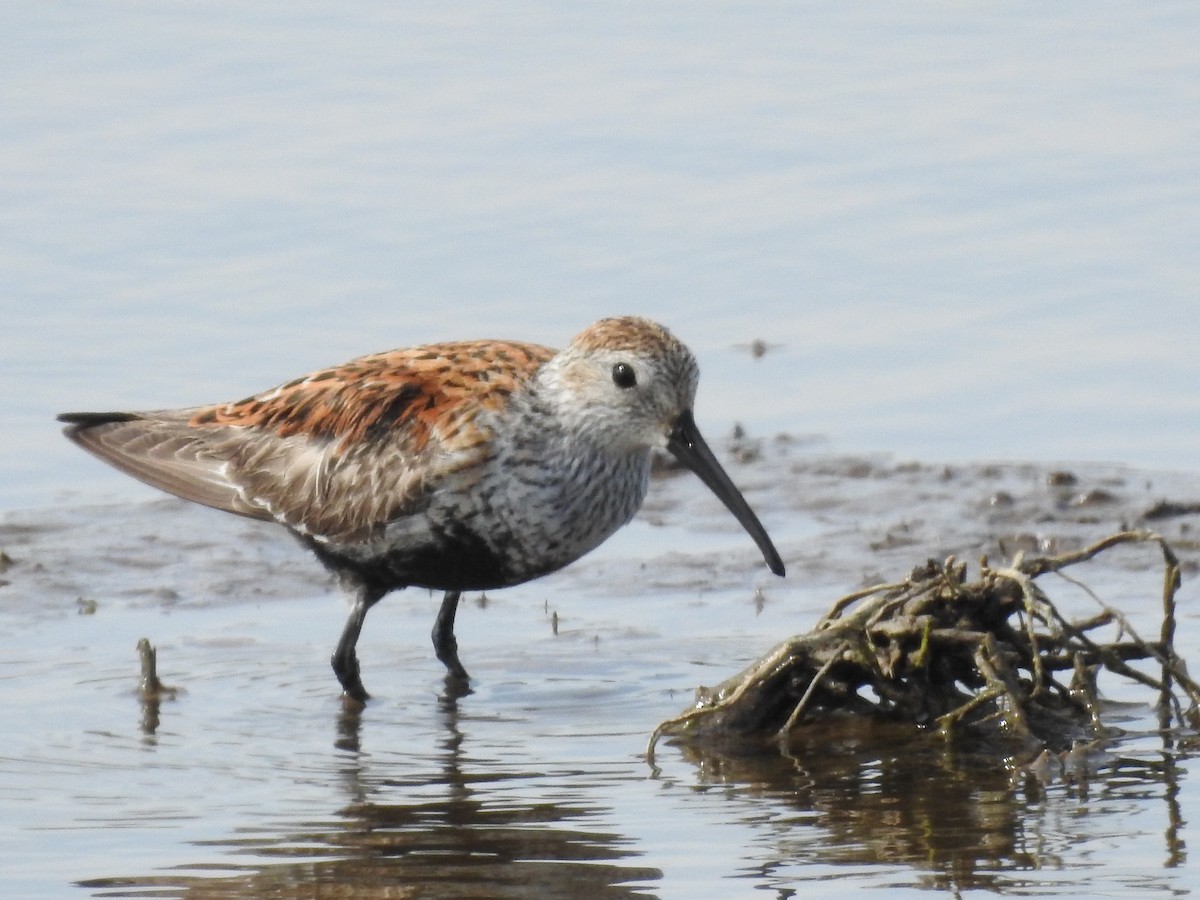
[332, 652, 370, 704]
[442, 670, 474, 702]
[331, 587, 386, 704]
[435, 637, 471, 683]
[432, 589, 471, 683]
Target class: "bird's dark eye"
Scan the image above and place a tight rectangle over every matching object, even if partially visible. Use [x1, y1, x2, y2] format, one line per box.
[611, 362, 637, 389]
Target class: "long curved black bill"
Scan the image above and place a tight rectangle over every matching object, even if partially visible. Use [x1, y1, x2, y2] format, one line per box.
[665, 410, 785, 577]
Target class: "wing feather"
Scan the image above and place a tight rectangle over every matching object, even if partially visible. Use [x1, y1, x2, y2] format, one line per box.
[59, 411, 270, 520]
[58, 339, 554, 543]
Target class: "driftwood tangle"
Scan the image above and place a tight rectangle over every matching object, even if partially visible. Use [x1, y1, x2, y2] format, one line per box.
[650, 531, 1200, 760]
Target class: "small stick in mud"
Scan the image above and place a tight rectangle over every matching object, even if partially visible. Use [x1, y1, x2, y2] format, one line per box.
[137, 638, 178, 701]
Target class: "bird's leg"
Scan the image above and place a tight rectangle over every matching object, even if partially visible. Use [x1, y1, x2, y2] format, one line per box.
[432, 589, 470, 682]
[331, 585, 386, 703]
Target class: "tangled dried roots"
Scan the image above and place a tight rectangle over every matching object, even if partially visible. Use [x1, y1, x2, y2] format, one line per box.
[649, 531, 1200, 760]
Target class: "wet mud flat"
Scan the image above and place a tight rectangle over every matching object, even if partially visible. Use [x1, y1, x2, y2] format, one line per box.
[2, 433, 1199, 898]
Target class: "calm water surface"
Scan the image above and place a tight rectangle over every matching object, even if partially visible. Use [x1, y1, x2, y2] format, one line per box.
[5, 448, 1200, 897]
[3, 2, 1200, 897]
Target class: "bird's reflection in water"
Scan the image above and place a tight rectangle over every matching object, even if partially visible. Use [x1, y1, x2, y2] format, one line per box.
[85, 676, 660, 898]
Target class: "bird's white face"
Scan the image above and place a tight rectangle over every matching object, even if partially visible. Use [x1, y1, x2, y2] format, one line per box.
[542, 321, 700, 455]
[530, 316, 782, 578]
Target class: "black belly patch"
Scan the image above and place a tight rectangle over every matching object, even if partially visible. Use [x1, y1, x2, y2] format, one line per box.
[299, 526, 519, 593]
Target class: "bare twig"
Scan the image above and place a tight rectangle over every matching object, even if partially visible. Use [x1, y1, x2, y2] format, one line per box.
[649, 530, 1198, 760]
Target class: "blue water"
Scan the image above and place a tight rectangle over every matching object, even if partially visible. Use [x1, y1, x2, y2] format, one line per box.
[3, 1, 1199, 512]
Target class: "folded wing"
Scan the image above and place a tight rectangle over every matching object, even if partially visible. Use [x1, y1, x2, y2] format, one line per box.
[58, 340, 554, 543]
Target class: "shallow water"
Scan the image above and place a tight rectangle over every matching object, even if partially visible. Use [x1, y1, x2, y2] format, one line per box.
[4, 442, 1200, 897]
[4, 2, 1200, 896]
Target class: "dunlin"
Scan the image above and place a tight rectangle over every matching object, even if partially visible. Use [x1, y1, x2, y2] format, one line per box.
[59, 317, 784, 701]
